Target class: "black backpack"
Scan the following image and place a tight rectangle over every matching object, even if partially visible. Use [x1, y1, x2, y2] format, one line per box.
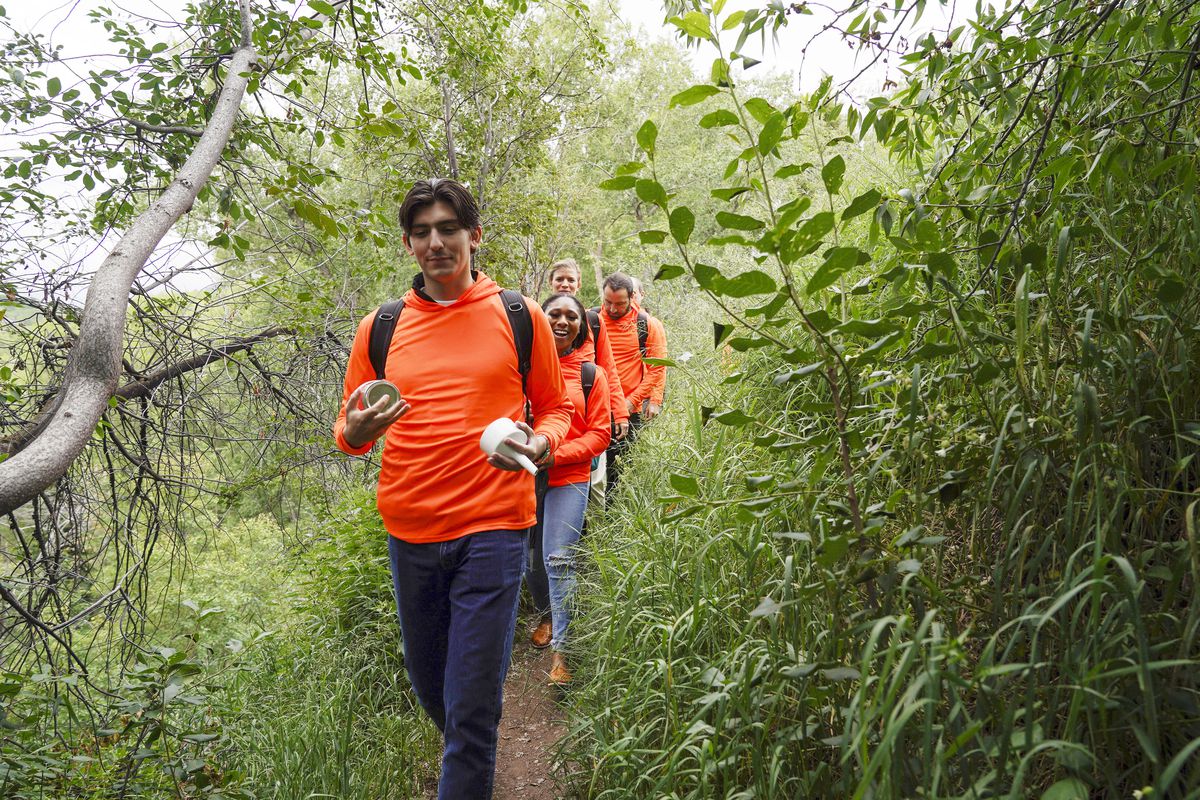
[587, 308, 648, 356]
[580, 360, 596, 408]
[368, 288, 534, 401]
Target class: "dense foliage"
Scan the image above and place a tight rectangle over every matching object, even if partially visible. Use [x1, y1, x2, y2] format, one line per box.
[2, 0, 1198, 796]
[567, 0, 1200, 797]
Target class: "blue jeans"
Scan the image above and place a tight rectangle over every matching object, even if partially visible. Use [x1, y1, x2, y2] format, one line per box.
[388, 530, 527, 800]
[542, 482, 589, 650]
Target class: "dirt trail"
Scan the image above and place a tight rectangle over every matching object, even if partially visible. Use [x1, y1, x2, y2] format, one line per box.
[492, 636, 567, 799]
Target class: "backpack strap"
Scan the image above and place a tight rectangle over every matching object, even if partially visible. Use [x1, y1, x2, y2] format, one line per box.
[586, 308, 602, 345]
[368, 299, 405, 381]
[580, 361, 597, 409]
[636, 311, 649, 357]
[498, 289, 534, 425]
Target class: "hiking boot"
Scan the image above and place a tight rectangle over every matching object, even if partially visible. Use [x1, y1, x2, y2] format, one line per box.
[530, 620, 552, 649]
[548, 655, 572, 687]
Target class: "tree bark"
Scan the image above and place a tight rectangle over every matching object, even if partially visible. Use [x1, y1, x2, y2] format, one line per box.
[0, 7, 257, 516]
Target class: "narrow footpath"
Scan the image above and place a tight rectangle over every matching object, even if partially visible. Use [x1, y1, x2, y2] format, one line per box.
[492, 634, 567, 799]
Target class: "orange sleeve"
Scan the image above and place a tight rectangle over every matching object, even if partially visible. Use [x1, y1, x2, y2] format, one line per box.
[627, 315, 667, 409]
[555, 369, 612, 466]
[526, 301, 573, 451]
[333, 313, 377, 456]
[647, 317, 667, 405]
[595, 319, 629, 423]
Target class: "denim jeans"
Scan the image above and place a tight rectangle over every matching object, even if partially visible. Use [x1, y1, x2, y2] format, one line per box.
[542, 482, 589, 650]
[388, 530, 527, 800]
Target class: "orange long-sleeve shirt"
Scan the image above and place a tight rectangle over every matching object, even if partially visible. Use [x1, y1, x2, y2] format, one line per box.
[548, 348, 612, 487]
[333, 273, 572, 543]
[599, 304, 667, 411]
[577, 314, 628, 424]
[644, 313, 667, 406]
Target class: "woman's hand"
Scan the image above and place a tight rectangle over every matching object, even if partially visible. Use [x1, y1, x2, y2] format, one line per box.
[342, 386, 411, 449]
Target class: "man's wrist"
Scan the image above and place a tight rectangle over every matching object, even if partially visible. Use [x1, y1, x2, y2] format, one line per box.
[532, 434, 552, 464]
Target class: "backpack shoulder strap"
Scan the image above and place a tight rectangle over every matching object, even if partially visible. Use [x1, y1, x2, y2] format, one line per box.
[586, 308, 602, 344]
[636, 311, 649, 356]
[580, 361, 597, 409]
[499, 289, 534, 398]
[368, 299, 405, 381]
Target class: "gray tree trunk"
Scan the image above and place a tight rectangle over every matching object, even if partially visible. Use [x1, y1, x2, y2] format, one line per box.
[0, 2, 257, 515]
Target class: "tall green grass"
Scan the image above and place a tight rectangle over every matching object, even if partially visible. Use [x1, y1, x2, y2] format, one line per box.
[563, 268, 1200, 798]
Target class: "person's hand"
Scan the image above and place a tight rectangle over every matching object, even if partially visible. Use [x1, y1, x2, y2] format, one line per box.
[625, 397, 635, 415]
[343, 386, 411, 449]
[644, 402, 663, 420]
[613, 420, 629, 440]
[487, 420, 550, 472]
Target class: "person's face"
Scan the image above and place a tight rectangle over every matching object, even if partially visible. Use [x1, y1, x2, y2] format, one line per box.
[545, 297, 582, 355]
[550, 268, 580, 295]
[402, 201, 482, 288]
[603, 286, 631, 320]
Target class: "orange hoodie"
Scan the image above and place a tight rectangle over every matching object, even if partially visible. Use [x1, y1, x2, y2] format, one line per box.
[599, 304, 667, 411]
[577, 315, 629, 424]
[334, 273, 572, 543]
[548, 348, 612, 487]
[644, 313, 667, 405]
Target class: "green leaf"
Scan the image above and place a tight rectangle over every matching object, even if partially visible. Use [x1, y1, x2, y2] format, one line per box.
[783, 212, 835, 261]
[711, 186, 751, 201]
[806, 247, 868, 294]
[635, 178, 668, 208]
[655, 264, 686, 281]
[743, 98, 775, 124]
[599, 175, 636, 191]
[307, 0, 338, 16]
[699, 109, 739, 128]
[638, 230, 668, 244]
[775, 163, 809, 179]
[712, 409, 754, 426]
[615, 161, 645, 176]
[714, 322, 733, 347]
[669, 206, 695, 244]
[722, 10, 746, 29]
[758, 112, 787, 155]
[47, 77, 61, 97]
[670, 474, 699, 495]
[927, 252, 957, 278]
[670, 11, 713, 40]
[842, 188, 881, 221]
[836, 318, 898, 337]
[1040, 778, 1088, 800]
[670, 84, 720, 108]
[693, 263, 721, 290]
[642, 357, 676, 367]
[821, 155, 846, 196]
[722, 270, 776, 297]
[716, 211, 764, 231]
[636, 120, 658, 156]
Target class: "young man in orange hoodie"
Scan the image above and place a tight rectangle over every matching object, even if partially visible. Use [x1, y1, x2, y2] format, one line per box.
[333, 179, 572, 800]
[598, 272, 667, 496]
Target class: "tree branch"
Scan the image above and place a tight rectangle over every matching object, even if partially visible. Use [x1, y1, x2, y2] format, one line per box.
[0, 12, 258, 515]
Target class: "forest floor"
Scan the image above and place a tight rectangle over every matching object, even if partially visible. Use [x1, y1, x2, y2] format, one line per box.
[492, 630, 567, 799]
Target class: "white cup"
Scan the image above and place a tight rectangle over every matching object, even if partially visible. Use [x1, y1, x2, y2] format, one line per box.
[358, 380, 401, 409]
[479, 417, 538, 476]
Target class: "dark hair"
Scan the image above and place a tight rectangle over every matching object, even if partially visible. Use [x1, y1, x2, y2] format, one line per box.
[602, 272, 635, 297]
[542, 292, 589, 351]
[398, 178, 481, 234]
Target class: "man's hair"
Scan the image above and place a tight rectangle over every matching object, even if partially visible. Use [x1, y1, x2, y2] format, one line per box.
[548, 258, 581, 281]
[542, 292, 589, 350]
[603, 272, 635, 297]
[398, 178, 481, 234]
